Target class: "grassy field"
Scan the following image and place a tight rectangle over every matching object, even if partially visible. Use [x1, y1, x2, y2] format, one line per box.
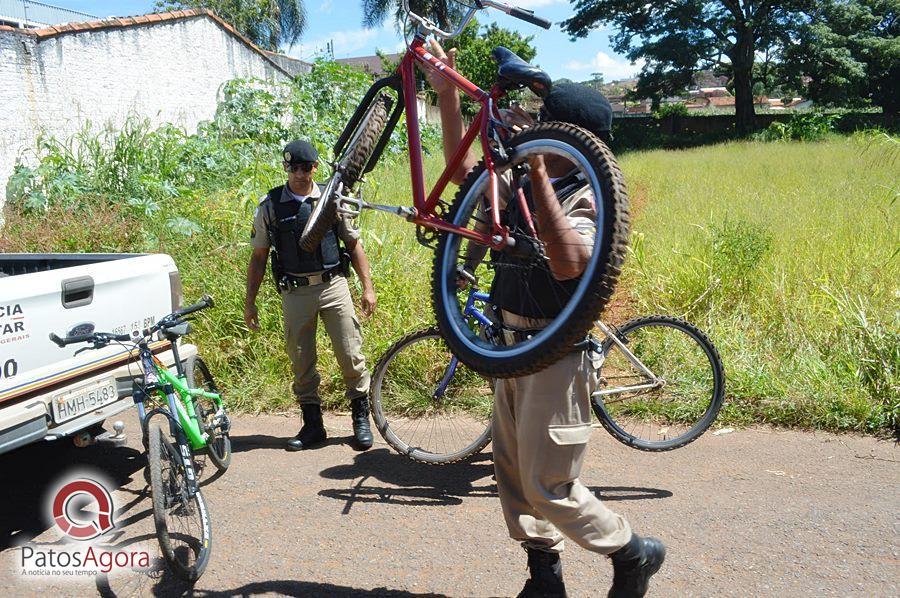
[2, 135, 896, 433]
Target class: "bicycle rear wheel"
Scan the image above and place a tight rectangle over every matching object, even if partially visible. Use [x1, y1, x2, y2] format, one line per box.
[433, 122, 630, 379]
[147, 421, 212, 581]
[370, 327, 493, 464]
[300, 93, 392, 251]
[592, 316, 725, 451]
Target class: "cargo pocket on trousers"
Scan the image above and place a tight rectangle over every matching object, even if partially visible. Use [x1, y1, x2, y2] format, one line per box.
[543, 423, 593, 489]
[547, 423, 592, 446]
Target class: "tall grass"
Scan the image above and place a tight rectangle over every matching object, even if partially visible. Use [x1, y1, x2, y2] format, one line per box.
[619, 133, 898, 433]
[2, 89, 896, 434]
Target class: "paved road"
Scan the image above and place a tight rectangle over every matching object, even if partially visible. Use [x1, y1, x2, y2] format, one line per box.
[1, 411, 897, 597]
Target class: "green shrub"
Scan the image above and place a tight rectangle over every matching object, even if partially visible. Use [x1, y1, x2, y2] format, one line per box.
[653, 103, 689, 119]
[757, 112, 840, 142]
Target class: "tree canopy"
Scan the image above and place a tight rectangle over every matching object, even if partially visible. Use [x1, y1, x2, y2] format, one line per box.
[361, 0, 464, 31]
[781, 0, 899, 114]
[157, 0, 307, 51]
[563, 0, 813, 133]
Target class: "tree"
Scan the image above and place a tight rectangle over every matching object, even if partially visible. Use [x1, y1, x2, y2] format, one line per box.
[446, 19, 536, 100]
[563, 1, 813, 134]
[156, 0, 307, 51]
[781, 0, 899, 114]
[361, 0, 464, 30]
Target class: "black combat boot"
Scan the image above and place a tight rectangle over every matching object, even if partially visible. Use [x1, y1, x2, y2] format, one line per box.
[607, 534, 666, 598]
[350, 395, 373, 450]
[286, 404, 327, 451]
[517, 547, 567, 598]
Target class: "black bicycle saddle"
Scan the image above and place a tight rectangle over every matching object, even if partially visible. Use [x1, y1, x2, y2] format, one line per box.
[492, 46, 552, 98]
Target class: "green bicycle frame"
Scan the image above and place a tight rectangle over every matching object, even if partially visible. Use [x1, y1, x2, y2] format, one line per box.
[137, 344, 223, 452]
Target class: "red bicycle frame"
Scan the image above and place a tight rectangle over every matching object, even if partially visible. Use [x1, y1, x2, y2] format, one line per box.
[398, 35, 510, 249]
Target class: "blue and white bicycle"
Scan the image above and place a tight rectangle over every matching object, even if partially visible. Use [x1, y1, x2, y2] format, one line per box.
[370, 278, 725, 464]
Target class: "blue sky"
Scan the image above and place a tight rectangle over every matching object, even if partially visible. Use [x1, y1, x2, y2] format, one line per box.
[61, 1, 644, 81]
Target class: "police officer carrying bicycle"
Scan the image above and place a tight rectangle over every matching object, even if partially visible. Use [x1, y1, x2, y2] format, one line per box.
[244, 140, 376, 452]
[422, 41, 665, 598]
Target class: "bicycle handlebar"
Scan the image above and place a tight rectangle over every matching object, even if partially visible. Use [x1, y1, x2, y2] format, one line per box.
[50, 295, 214, 350]
[49, 331, 131, 347]
[401, 0, 550, 39]
[173, 295, 214, 319]
[483, 1, 552, 30]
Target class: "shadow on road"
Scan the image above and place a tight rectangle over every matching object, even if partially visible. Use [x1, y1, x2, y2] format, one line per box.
[318, 448, 496, 512]
[193, 580, 449, 597]
[0, 438, 145, 550]
[318, 449, 673, 512]
[230, 433, 358, 453]
[589, 486, 673, 501]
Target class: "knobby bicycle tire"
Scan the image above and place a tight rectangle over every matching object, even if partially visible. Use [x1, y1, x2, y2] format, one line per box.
[371, 327, 493, 464]
[432, 122, 631, 378]
[592, 315, 725, 451]
[147, 421, 213, 582]
[186, 356, 231, 473]
[300, 94, 392, 251]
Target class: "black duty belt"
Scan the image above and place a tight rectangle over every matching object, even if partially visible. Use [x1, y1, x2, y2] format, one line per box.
[278, 267, 343, 291]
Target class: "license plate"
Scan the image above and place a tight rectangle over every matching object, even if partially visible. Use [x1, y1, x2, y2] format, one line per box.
[52, 379, 118, 424]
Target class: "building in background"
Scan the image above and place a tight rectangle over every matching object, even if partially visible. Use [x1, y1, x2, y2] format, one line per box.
[0, 8, 303, 209]
[0, 0, 95, 28]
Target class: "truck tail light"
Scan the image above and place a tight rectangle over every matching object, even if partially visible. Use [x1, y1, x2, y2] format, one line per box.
[169, 270, 183, 312]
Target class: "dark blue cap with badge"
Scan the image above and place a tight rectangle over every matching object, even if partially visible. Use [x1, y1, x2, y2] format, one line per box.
[540, 83, 613, 141]
[282, 140, 319, 164]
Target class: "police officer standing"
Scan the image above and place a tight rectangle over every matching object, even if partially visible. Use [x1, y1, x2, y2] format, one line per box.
[244, 140, 375, 452]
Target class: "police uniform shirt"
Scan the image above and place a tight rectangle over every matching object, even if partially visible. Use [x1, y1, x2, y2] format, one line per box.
[249, 183, 361, 253]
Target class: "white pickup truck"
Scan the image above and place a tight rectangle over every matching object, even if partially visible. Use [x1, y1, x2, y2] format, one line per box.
[0, 253, 197, 455]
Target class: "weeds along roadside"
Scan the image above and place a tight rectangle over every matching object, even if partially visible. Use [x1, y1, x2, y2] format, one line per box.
[1, 77, 896, 434]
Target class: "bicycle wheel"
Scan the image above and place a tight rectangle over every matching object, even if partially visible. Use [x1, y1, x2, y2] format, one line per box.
[433, 122, 630, 379]
[300, 93, 392, 251]
[592, 315, 725, 451]
[371, 327, 493, 464]
[147, 421, 212, 582]
[186, 356, 231, 473]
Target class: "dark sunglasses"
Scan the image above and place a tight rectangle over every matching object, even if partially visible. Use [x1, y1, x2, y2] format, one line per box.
[284, 161, 315, 173]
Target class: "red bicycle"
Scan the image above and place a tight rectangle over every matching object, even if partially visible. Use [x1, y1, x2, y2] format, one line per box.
[301, 0, 631, 379]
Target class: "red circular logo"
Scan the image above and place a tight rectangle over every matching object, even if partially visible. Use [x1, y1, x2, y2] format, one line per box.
[52, 479, 115, 540]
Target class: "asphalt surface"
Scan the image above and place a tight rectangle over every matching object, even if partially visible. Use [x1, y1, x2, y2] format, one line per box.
[1, 410, 897, 597]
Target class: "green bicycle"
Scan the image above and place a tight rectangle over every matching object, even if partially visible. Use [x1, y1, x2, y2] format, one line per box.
[50, 296, 229, 582]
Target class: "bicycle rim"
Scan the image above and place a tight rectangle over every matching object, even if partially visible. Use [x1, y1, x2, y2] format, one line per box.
[371, 328, 493, 464]
[148, 422, 212, 581]
[433, 123, 630, 379]
[594, 316, 725, 451]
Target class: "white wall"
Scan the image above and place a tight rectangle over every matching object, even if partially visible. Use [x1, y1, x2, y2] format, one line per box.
[0, 16, 289, 212]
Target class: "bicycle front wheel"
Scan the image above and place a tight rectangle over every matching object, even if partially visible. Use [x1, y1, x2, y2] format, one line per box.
[300, 93, 392, 251]
[371, 327, 493, 464]
[186, 356, 231, 474]
[592, 316, 725, 451]
[147, 421, 212, 581]
[433, 122, 631, 379]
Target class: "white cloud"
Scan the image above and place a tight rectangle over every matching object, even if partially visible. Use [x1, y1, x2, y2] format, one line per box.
[289, 27, 382, 59]
[318, 0, 333, 13]
[564, 51, 645, 81]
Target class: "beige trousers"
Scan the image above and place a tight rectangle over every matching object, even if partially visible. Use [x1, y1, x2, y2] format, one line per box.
[280, 275, 370, 406]
[492, 350, 632, 554]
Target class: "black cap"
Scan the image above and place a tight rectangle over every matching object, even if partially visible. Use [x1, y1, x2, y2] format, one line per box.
[541, 83, 613, 139]
[282, 140, 318, 164]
